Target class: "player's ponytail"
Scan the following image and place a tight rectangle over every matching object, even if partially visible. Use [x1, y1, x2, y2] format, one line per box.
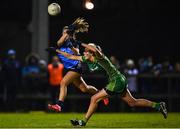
[67, 17, 89, 35]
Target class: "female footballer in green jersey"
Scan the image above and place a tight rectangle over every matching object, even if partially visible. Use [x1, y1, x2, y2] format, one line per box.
[47, 43, 167, 126]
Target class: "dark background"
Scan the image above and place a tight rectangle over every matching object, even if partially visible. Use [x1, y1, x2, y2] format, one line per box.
[0, 0, 180, 63]
[0, 0, 180, 113]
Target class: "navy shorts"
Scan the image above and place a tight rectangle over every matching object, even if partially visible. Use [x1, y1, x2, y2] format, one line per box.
[64, 62, 82, 74]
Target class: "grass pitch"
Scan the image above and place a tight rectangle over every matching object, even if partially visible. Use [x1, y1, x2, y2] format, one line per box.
[0, 112, 179, 128]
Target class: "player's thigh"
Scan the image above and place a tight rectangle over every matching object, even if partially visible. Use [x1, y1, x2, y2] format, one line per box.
[73, 77, 88, 89]
[121, 89, 136, 103]
[61, 71, 80, 86]
[92, 89, 109, 103]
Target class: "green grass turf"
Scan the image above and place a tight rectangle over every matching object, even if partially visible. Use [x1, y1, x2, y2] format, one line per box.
[0, 112, 180, 128]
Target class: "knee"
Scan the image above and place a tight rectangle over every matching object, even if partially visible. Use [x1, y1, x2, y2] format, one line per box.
[60, 80, 67, 87]
[90, 95, 98, 104]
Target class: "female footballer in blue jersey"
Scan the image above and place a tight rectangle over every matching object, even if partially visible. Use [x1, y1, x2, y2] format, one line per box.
[48, 18, 109, 112]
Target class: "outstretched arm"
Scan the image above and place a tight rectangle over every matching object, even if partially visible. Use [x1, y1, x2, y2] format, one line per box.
[55, 49, 82, 61]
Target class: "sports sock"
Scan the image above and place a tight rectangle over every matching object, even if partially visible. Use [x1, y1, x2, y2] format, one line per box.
[83, 117, 88, 123]
[57, 100, 64, 108]
[152, 102, 160, 111]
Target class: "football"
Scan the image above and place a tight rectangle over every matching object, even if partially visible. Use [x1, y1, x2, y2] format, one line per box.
[48, 3, 61, 16]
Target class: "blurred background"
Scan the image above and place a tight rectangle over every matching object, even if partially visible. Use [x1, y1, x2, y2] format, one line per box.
[0, 0, 180, 112]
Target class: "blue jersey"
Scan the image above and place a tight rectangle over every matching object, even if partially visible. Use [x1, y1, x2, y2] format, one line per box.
[57, 39, 80, 70]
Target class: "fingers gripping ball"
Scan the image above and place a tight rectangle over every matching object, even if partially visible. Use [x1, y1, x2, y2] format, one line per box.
[48, 3, 61, 16]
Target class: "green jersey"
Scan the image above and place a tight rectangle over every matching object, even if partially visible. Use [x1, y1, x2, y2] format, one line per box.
[82, 57, 103, 72]
[82, 55, 127, 94]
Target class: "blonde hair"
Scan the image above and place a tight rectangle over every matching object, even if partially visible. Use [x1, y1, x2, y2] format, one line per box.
[88, 43, 102, 52]
[88, 43, 96, 47]
[72, 17, 89, 33]
[63, 17, 89, 37]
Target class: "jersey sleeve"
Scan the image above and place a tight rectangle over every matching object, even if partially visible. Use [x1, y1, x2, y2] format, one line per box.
[66, 39, 73, 48]
[72, 40, 81, 48]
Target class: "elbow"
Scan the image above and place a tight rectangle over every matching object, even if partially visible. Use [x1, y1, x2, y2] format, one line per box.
[57, 39, 65, 47]
[57, 42, 62, 47]
[57, 42, 60, 47]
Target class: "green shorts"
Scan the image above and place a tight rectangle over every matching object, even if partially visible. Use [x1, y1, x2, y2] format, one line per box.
[105, 75, 127, 96]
